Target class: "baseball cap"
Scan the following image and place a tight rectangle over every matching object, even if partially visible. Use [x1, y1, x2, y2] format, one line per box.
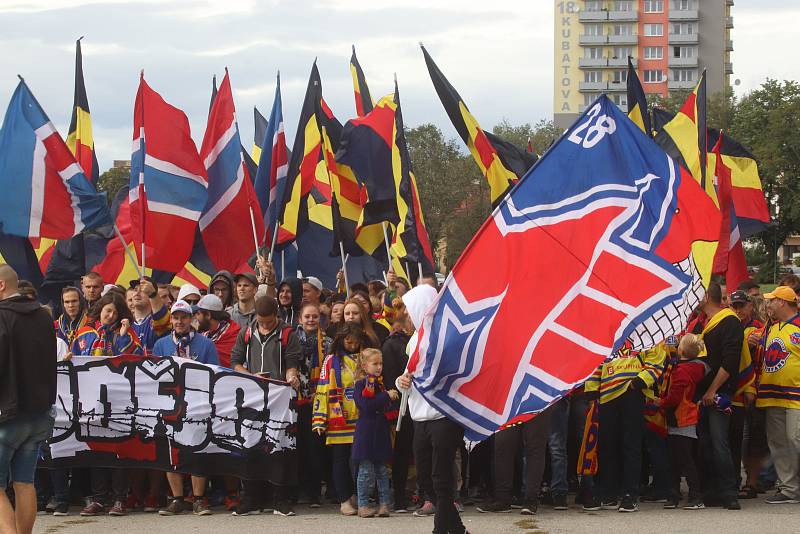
[234, 272, 259, 287]
[763, 286, 798, 303]
[303, 276, 323, 292]
[170, 300, 194, 316]
[177, 284, 201, 302]
[196, 293, 224, 312]
[729, 290, 751, 305]
[129, 276, 155, 289]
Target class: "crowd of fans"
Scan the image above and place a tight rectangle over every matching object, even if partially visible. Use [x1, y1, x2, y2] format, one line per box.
[3, 259, 800, 534]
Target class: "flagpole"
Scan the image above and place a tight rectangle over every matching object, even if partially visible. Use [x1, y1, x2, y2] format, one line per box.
[248, 206, 262, 267]
[113, 223, 143, 279]
[382, 222, 392, 272]
[418, 261, 423, 285]
[339, 241, 351, 298]
[267, 222, 279, 262]
[280, 249, 285, 282]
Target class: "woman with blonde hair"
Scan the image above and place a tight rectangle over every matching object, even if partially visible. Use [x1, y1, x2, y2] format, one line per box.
[342, 298, 379, 348]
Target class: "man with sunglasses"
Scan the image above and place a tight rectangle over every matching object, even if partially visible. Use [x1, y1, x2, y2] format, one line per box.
[127, 277, 170, 354]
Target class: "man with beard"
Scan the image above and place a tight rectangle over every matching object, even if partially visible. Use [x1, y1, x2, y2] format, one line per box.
[195, 294, 240, 369]
[55, 286, 89, 347]
[276, 277, 303, 327]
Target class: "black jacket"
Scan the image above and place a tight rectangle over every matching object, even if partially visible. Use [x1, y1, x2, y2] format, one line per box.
[693, 313, 743, 398]
[0, 295, 57, 423]
[277, 277, 303, 327]
[381, 331, 410, 394]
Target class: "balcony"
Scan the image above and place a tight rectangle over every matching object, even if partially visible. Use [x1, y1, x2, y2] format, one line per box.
[668, 33, 699, 44]
[725, 62, 734, 74]
[668, 56, 698, 67]
[579, 10, 608, 21]
[668, 79, 697, 90]
[727, 0, 734, 4]
[726, 39, 734, 51]
[579, 81, 608, 91]
[579, 34, 608, 45]
[607, 33, 638, 44]
[607, 80, 627, 91]
[726, 16, 734, 28]
[669, 9, 698, 20]
[579, 57, 609, 68]
[608, 56, 635, 67]
[608, 10, 638, 21]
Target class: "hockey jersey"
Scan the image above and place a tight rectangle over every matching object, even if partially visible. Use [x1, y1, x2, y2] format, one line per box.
[585, 343, 667, 404]
[312, 352, 360, 445]
[756, 313, 800, 409]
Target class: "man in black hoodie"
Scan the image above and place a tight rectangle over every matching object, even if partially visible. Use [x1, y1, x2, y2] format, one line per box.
[0, 264, 57, 534]
[276, 277, 302, 327]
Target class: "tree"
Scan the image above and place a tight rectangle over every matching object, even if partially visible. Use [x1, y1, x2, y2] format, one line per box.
[96, 165, 129, 205]
[492, 118, 561, 156]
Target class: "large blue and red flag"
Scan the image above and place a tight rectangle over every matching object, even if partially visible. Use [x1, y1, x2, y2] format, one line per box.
[254, 72, 289, 249]
[408, 95, 721, 440]
[198, 70, 263, 273]
[129, 75, 208, 273]
[0, 79, 110, 239]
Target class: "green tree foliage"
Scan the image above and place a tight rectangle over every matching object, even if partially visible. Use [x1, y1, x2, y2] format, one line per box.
[492, 118, 561, 156]
[96, 165, 129, 205]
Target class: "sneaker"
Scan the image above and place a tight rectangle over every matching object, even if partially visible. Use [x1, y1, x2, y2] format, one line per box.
[618, 496, 638, 513]
[308, 497, 321, 509]
[358, 506, 376, 518]
[600, 500, 619, 510]
[224, 493, 240, 512]
[683, 498, 705, 510]
[231, 502, 261, 516]
[45, 497, 59, 514]
[340, 500, 358, 516]
[392, 503, 408, 513]
[193, 499, 213, 516]
[80, 501, 104, 516]
[552, 493, 568, 510]
[454, 500, 464, 513]
[510, 495, 523, 509]
[663, 498, 679, 509]
[413, 500, 435, 517]
[765, 492, 800, 504]
[521, 500, 538, 515]
[476, 501, 512, 513]
[582, 497, 602, 511]
[109, 501, 127, 516]
[159, 497, 187, 516]
[274, 503, 296, 517]
[143, 495, 159, 513]
[725, 499, 741, 510]
[53, 502, 70, 516]
[640, 493, 668, 503]
[377, 504, 390, 517]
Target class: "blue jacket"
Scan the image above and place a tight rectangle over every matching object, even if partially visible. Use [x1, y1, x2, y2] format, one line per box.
[351, 378, 393, 463]
[152, 333, 220, 365]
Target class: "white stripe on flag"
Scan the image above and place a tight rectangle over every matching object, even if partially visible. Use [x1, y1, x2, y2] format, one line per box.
[145, 155, 207, 188]
[57, 162, 86, 234]
[198, 163, 245, 231]
[147, 199, 202, 221]
[33, 122, 57, 139]
[28, 136, 47, 237]
[203, 120, 237, 170]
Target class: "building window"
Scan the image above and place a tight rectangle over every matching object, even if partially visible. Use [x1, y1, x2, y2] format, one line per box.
[614, 0, 633, 11]
[612, 70, 628, 83]
[644, 46, 663, 59]
[584, 0, 602, 12]
[673, 45, 695, 58]
[584, 23, 603, 36]
[584, 94, 596, 106]
[672, 0, 691, 10]
[613, 93, 628, 107]
[644, 69, 663, 82]
[612, 46, 633, 59]
[585, 47, 604, 59]
[672, 69, 695, 82]
[643, 0, 663, 12]
[613, 24, 633, 36]
[671, 22, 695, 35]
[585, 70, 603, 83]
[644, 23, 664, 36]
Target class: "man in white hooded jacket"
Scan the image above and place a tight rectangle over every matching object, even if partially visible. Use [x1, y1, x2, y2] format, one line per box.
[397, 285, 468, 534]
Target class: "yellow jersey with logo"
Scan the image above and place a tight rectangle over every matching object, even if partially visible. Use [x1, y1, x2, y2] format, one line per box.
[585, 344, 667, 405]
[756, 314, 800, 409]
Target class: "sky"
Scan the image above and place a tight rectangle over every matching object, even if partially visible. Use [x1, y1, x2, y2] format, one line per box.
[0, 0, 797, 172]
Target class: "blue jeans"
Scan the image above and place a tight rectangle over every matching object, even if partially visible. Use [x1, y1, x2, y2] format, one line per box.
[356, 461, 390, 507]
[548, 397, 569, 495]
[0, 409, 54, 487]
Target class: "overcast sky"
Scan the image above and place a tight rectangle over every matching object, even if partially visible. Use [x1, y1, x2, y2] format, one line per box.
[0, 0, 797, 171]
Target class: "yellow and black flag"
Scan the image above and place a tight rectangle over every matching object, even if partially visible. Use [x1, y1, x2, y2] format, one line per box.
[252, 106, 268, 164]
[350, 45, 374, 118]
[654, 71, 709, 195]
[421, 44, 536, 206]
[626, 57, 651, 137]
[66, 37, 99, 183]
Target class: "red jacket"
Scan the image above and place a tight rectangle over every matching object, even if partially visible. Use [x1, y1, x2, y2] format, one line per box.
[661, 358, 707, 428]
[204, 320, 240, 369]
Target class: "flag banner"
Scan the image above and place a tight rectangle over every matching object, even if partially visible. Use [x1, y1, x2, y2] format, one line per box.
[577, 400, 599, 476]
[0, 80, 111, 239]
[408, 96, 720, 440]
[626, 57, 651, 137]
[43, 355, 297, 483]
[66, 38, 99, 184]
[252, 107, 268, 164]
[350, 46, 374, 117]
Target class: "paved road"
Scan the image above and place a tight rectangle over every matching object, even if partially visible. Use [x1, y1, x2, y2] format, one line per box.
[33, 498, 800, 534]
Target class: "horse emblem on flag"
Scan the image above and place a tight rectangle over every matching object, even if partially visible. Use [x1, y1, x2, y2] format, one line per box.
[410, 96, 720, 440]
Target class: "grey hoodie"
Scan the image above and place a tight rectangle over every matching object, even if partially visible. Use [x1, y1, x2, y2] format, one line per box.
[230, 319, 301, 380]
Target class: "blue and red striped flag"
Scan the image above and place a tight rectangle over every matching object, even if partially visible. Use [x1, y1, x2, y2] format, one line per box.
[199, 70, 263, 273]
[254, 72, 289, 250]
[0, 79, 110, 239]
[129, 75, 208, 273]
